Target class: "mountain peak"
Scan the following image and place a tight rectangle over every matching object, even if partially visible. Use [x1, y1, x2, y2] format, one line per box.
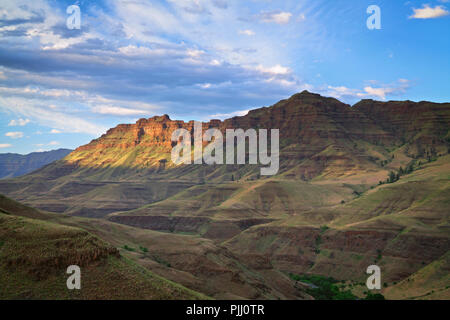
[287, 90, 335, 103]
[293, 90, 319, 98]
[136, 114, 171, 125]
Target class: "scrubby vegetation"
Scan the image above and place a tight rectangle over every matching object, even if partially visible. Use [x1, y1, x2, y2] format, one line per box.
[289, 274, 357, 300]
[289, 273, 386, 300]
[379, 160, 422, 185]
[122, 245, 136, 252]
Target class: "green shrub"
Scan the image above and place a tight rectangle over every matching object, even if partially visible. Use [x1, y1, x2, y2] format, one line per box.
[123, 245, 135, 252]
[139, 246, 149, 253]
[365, 292, 385, 300]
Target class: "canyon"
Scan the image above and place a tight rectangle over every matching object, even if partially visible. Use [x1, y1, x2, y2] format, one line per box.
[0, 91, 449, 299]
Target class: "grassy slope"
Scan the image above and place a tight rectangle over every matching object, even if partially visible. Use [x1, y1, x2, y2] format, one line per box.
[221, 156, 450, 298]
[0, 193, 307, 300]
[383, 251, 450, 300]
[53, 215, 309, 300]
[0, 196, 206, 300]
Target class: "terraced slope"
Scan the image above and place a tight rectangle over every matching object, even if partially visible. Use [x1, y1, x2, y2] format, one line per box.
[0, 91, 448, 299]
[3, 91, 449, 216]
[222, 156, 450, 298]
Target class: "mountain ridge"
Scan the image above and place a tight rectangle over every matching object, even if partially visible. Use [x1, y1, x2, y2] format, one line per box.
[0, 148, 72, 179]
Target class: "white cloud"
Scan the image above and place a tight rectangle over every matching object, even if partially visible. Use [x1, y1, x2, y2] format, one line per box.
[91, 105, 149, 116]
[8, 118, 31, 126]
[325, 79, 411, 101]
[5, 131, 24, 139]
[410, 5, 449, 19]
[358, 79, 411, 100]
[326, 86, 360, 99]
[0, 95, 108, 136]
[0, 86, 160, 135]
[50, 129, 61, 134]
[239, 29, 255, 36]
[186, 48, 205, 58]
[209, 109, 249, 120]
[115, 0, 181, 41]
[255, 64, 291, 76]
[260, 11, 292, 24]
[34, 141, 59, 148]
[0, 144, 12, 148]
[359, 87, 395, 100]
[199, 83, 212, 89]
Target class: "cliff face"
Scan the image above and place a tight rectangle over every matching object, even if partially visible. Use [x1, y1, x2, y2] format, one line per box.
[57, 91, 449, 182]
[76, 91, 395, 152]
[0, 91, 449, 217]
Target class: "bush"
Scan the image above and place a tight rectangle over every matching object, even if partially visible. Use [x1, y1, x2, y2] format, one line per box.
[139, 246, 148, 253]
[289, 274, 357, 300]
[365, 292, 385, 300]
[123, 245, 135, 252]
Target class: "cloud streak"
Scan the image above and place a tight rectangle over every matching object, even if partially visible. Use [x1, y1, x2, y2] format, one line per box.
[5, 131, 24, 139]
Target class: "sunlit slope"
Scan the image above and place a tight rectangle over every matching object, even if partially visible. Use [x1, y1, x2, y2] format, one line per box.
[0, 91, 448, 218]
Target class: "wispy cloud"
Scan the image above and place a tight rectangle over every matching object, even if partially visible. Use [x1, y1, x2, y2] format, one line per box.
[91, 106, 149, 116]
[238, 29, 255, 36]
[0, 95, 108, 136]
[209, 109, 249, 120]
[325, 79, 411, 101]
[8, 118, 30, 126]
[259, 11, 293, 24]
[0, 144, 12, 148]
[5, 131, 24, 139]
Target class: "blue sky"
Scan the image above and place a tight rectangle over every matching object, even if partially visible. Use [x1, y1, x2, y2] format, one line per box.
[0, 0, 449, 154]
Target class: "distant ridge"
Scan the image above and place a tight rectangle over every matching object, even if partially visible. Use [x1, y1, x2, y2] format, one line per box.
[0, 148, 72, 179]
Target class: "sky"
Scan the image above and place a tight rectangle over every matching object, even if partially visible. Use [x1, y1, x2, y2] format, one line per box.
[0, 0, 449, 154]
